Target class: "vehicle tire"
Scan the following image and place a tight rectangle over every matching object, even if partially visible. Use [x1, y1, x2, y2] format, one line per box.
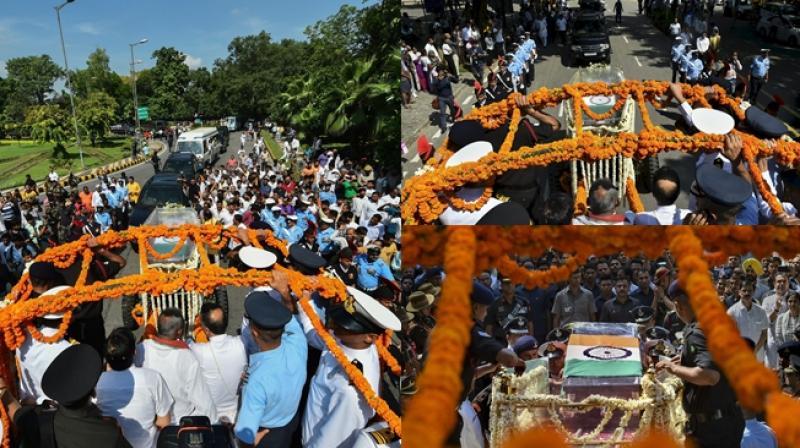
[635, 156, 660, 195]
[211, 287, 229, 322]
[604, 55, 612, 64]
[122, 295, 142, 330]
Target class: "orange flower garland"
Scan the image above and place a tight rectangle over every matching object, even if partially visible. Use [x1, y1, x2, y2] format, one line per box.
[403, 226, 800, 448]
[574, 180, 588, 215]
[495, 254, 584, 289]
[447, 186, 494, 212]
[626, 177, 645, 213]
[404, 227, 477, 448]
[375, 330, 402, 375]
[297, 294, 401, 436]
[403, 80, 800, 224]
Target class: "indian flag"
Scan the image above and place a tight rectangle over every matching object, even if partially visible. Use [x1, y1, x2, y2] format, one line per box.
[564, 334, 642, 378]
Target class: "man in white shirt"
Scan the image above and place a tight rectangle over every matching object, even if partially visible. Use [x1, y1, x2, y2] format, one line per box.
[762, 272, 791, 368]
[728, 282, 769, 361]
[359, 192, 382, 227]
[669, 17, 681, 37]
[134, 307, 217, 424]
[48, 169, 59, 183]
[365, 214, 385, 243]
[218, 201, 236, 227]
[696, 32, 710, 57]
[632, 166, 689, 224]
[91, 184, 105, 210]
[190, 303, 248, 423]
[96, 327, 173, 448]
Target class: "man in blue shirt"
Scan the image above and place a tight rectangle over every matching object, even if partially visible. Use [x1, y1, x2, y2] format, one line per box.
[748, 48, 771, 103]
[281, 215, 304, 244]
[315, 216, 337, 256]
[319, 183, 336, 206]
[680, 50, 703, 84]
[295, 199, 316, 232]
[104, 186, 120, 209]
[262, 206, 286, 233]
[354, 246, 395, 292]
[670, 37, 686, 82]
[235, 272, 308, 447]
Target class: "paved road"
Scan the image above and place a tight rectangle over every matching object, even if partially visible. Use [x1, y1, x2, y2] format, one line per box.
[101, 131, 255, 337]
[402, 0, 800, 211]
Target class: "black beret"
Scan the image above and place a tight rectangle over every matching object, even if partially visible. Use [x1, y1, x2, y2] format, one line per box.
[29, 261, 66, 285]
[695, 164, 752, 207]
[546, 327, 571, 342]
[631, 305, 655, 324]
[42, 344, 102, 406]
[476, 201, 531, 225]
[288, 244, 326, 275]
[470, 281, 495, 305]
[746, 106, 787, 139]
[449, 120, 490, 149]
[244, 291, 292, 329]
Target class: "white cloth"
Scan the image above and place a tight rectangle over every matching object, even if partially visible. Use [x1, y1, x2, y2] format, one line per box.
[459, 400, 485, 448]
[669, 22, 681, 36]
[439, 188, 503, 225]
[633, 204, 689, 225]
[218, 209, 234, 227]
[96, 366, 174, 448]
[696, 36, 710, 53]
[775, 310, 800, 347]
[16, 326, 71, 404]
[189, 334, 248, 423]
[727, 301, 769, 361]
[761, 293, 789, 368]
[134, 339, 217, 424]
[92, 191, 105, 209]
[297, 305, 381, 448]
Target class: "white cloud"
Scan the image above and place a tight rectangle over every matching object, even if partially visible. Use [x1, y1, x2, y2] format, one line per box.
[76, 22, 101, 35]
[184, 54, 203, 69]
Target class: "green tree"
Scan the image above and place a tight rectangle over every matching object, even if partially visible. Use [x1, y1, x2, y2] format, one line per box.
[72, 48, 128, 120]
[5, 55, 63, 106]
[148, 47, 191, 120]
[77, 91, 118, 146]
[24, 104, 70, 156]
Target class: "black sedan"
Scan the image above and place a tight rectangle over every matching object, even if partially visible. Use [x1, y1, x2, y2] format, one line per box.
[129, 173, 189, 226]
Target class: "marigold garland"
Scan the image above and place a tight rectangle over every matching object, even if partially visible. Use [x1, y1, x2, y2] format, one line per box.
[626, 177, 645, 213]
[375, 330, 401, 375]
[402, 226, 800, 447]
[446, 186, 494, 212]
[404, 227, 477, 448]
[403, 80, 800, 224]
[297, 294, 401, 436]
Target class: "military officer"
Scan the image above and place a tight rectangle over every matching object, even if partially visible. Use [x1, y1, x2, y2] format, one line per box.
[315, 215, 337, 256]
[656, 281, 745, 447]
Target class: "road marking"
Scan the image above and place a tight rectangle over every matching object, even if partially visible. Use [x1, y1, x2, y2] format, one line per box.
[634, 56, 643, 67]
[432, 129, 442, 139]
[623, 35, 629, 43]
[463, 95, 474, 105]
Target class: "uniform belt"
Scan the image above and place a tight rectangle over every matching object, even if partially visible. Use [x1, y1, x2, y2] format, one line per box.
[688, 407, 738, 423]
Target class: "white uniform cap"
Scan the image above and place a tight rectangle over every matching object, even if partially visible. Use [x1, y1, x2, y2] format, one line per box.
[239, 246, 278, 269]
[287, 215, 298, 221]
[347, 286, 402, 332]
[265, 198, 276, 205]
[691, 108, 734, 135]
[445, 141, 494, 168]
[320, 216, 334, 224]
[271, 206, 282, 212]
[41, 285, 71, 319]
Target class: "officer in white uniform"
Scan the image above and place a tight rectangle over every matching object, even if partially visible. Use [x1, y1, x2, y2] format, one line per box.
[438, 141, 505, 225]
[297, 286, 401, 448]
[352, 421, 401, 448]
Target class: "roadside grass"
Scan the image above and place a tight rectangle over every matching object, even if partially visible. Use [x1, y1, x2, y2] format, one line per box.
[0, 136, 131, 189]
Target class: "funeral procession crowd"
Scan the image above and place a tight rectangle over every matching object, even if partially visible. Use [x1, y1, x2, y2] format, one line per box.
[401, 250, 800, 447]
[0, 122, 403, 447]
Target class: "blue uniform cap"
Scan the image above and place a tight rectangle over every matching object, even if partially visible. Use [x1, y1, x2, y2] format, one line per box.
[695, 164, 752, 207]
[745, 105, 787, 139]
[512, 335, 539, 355]
[288, 244, 326, 275]
[471, 281, 495, 305]
[244, 290, 292, 329]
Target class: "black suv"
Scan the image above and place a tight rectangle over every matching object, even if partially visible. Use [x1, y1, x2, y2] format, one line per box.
[162, 152, 204, 179]
[129, 173, 189, 226]
[569, 11, 611, 65]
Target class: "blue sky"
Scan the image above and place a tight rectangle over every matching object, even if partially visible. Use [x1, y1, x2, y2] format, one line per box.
[1, 0, 375, 78]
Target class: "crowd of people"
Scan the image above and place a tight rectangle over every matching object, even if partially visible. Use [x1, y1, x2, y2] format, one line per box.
[401, 250, 800, 447]
[0, 123, 404, 447]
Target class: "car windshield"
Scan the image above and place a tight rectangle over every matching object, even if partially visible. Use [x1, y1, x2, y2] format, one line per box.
[162, 160, 194, 177]
[177, 140, 203, 155]
[574, 19, 605, 34]
[139, 185, 185, 207]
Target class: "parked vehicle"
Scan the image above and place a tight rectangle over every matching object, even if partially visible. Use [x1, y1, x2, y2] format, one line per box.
[757, 14, 800, 45]
[175, 127, 223, 167]
[162, 152, 205, 179]
[129, 173, 189, 226]
[760, 1, 798, 20]
[225, 116, 240, 132]
[724, 0, 755, 18]
[569, 11, 612, 65]
[110, 123, 135, 136]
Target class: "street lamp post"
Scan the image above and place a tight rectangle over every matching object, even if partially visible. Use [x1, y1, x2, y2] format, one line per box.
[55, 0, 85, 170]
[129, 38, 148, 135]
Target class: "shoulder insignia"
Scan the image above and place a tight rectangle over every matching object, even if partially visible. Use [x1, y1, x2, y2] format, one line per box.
[368, 428, 398, 445]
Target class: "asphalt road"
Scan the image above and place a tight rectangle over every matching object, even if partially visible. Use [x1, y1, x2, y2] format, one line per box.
[101, 131, 255, 336]
[401, 0, 800, 211]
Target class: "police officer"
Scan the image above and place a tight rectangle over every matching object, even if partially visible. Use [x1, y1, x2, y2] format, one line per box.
[316, 216, 337, 257]
[354, 245, 394, 293]
[748, 49, 771, 103]
[656, 281, 745, 447]
[0, 344, 132, 447]
[446, 281, 523, 444]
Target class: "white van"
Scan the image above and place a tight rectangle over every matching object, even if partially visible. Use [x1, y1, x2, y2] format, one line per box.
[176, 127, 222, 166]
[225, 116, 239, 132]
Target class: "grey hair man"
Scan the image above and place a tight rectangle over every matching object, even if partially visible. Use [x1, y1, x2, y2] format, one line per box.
[573, 178, 626, 225]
